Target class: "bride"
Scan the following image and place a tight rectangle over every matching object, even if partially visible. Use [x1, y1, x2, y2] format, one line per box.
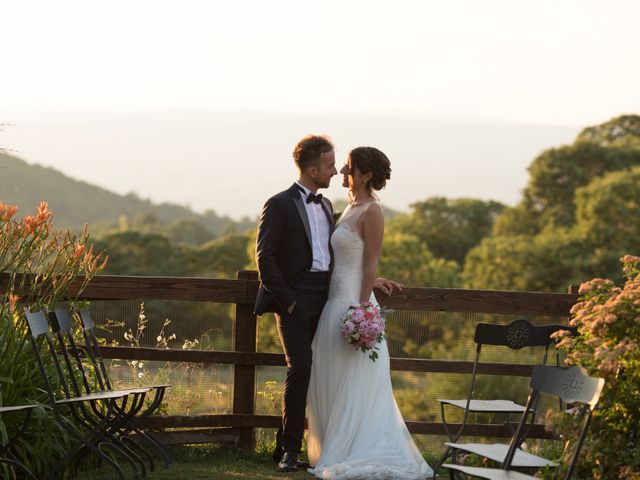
[306, 147, 433, 480]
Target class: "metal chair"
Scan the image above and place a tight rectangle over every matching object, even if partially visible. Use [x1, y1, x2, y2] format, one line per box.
[24, 309, 136, 480]
[75, 308, 172, 468]
[0, 404, 38, 480]
[434, 319, 576, 475]
[442, 365, 604, 479]
[49, 308, 155, 477]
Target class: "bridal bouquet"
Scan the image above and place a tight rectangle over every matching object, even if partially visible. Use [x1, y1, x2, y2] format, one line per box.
[340, 302, 389, 362]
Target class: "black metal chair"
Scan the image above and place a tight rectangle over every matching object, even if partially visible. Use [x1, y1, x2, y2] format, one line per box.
[75, 308, 172, 468]
[48, 308, 156, 477]
[434, 319, 576, 475]
[24, 309, 138, 480]
[0, 404, 38, 480]
[442, 365, 604, 479]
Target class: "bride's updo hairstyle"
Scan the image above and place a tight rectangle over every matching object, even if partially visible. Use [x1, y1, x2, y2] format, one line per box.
[348, 147, 391, 191]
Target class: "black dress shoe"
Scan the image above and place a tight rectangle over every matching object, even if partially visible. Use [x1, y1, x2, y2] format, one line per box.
[272, 445, 284, 463]
[296, 459, 311, 469]
[275, 452, 299, 472]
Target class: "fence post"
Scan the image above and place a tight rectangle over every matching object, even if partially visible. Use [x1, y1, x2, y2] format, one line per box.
[233, 270, 259, 449]
[568, 284, 580, 294]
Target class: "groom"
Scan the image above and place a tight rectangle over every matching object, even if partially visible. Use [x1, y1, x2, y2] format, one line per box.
[254, 134, 400, 473]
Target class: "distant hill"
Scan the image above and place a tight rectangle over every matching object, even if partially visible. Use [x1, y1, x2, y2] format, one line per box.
[0, 153, 255, 236]
[1, 110, 581, 219]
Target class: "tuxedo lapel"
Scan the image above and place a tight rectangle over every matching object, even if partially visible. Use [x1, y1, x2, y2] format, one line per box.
[290, 184, 313, 249]
[320, 196, 335, 272]
[320, 197, 335, 233]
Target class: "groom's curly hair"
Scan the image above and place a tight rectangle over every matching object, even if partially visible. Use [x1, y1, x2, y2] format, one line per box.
[293, 135, 334, 171]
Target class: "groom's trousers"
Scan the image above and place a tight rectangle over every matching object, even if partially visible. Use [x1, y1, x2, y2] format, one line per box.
[275, 271, 328, 455]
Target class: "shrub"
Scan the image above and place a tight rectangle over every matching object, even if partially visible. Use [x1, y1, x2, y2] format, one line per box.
[549, 255, 640, 479]
[0, 201, 105, 478]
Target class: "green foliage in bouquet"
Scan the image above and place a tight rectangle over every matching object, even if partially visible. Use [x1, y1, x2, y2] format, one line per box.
[547, 255, 640, 479]
[0, 201, 106, 478]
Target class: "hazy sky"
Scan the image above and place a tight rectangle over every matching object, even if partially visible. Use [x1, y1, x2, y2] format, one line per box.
[1, 1, 639, 218]
[2, 0, 639, 125]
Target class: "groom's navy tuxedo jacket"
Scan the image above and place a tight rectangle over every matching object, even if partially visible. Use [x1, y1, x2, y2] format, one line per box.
[254, 183, 335, 315]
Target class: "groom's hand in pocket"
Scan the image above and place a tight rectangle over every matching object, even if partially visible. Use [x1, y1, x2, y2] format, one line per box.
[287, 300, 297, 314]
[374, 277, 404, 296]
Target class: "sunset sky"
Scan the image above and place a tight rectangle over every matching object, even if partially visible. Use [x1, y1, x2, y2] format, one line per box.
[1, 0, 639, 217]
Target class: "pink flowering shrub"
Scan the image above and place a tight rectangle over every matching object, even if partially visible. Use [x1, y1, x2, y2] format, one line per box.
[340, 302, 388, 362]
[548, 255, 640, 479]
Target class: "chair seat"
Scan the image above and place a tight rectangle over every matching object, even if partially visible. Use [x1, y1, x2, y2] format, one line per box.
[445, 442, 558, 468]
[438, 399, 526, 413]
[109, 386, 153, 395]
[0, 404, 38, 414]
[56, 390, 128, 405]
[442, 464, 537, 480]
[118, 383, 171, 392]
[143, 383, 171, 389]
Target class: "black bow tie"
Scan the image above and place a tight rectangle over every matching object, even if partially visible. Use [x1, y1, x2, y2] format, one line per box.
[306, 192, 323, 204]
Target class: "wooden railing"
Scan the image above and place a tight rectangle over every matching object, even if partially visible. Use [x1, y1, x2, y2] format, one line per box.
[1, 271, 579, 448]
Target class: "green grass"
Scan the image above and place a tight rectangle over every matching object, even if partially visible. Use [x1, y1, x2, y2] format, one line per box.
[76, 443, 443, 479]
[77, 445, 317, 480]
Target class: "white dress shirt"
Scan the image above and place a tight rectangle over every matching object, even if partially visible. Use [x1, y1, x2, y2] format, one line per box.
[295, 181, 331, 272]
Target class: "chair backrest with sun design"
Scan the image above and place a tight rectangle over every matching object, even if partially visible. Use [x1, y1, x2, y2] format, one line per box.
[503, 365, 604, 479]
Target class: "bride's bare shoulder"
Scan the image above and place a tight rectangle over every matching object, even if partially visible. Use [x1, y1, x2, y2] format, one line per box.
[360, 202, 384, 224]
[364, 201, 383, 214]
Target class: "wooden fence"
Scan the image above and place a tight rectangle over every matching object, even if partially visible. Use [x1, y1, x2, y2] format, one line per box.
[1, 271, 579, 449]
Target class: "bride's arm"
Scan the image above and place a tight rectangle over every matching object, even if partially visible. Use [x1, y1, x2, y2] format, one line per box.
[359, 203, 385, 303]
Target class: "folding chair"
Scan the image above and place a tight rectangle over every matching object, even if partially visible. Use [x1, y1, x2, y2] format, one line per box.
[24, 309, 137, 480]
[434, 319, 576, 475]
[51, 308, 172, 471]
[49, 308, 156, 477]
[76, 308, 172, 468]
[442, 365, 604, 479]
[0, 404, 38, 480]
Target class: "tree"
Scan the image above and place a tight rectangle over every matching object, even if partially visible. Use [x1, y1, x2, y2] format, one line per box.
[388, 197, 505, 265]
[572, 166, 640, 283]
[166, 218, 216, 246]
[462, 229, 584, 292]
[491, 203, 540, 237]
[468, 115, 640, 292]
[94, 231, 194, 276]
[378, 231, 460, 288]
[195, 233, 252, 278]
[523, 141, 640, 230]
[576, 114, 640, 147]
[464, 166, 640, 292]
[244, 229, 257, 270]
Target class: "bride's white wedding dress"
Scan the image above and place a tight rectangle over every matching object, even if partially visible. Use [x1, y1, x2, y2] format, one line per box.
[307, 202, 433, 480]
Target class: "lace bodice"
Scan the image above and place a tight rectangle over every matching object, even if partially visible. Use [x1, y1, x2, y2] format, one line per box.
[328, 203, 375, 302]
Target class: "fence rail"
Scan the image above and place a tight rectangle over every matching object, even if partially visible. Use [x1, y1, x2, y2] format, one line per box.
[1, 271, 578, 448]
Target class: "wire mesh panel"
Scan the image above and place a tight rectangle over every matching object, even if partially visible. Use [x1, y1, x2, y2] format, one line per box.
[107, 360, 234, 416]
[255, 365, 286, 416]
[90, 299, 236, 416]
[255, 312, 287, 421]
[256, 312, 280, 353]
[89, 299, 235, 350]
[88, 295, 568, 458]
